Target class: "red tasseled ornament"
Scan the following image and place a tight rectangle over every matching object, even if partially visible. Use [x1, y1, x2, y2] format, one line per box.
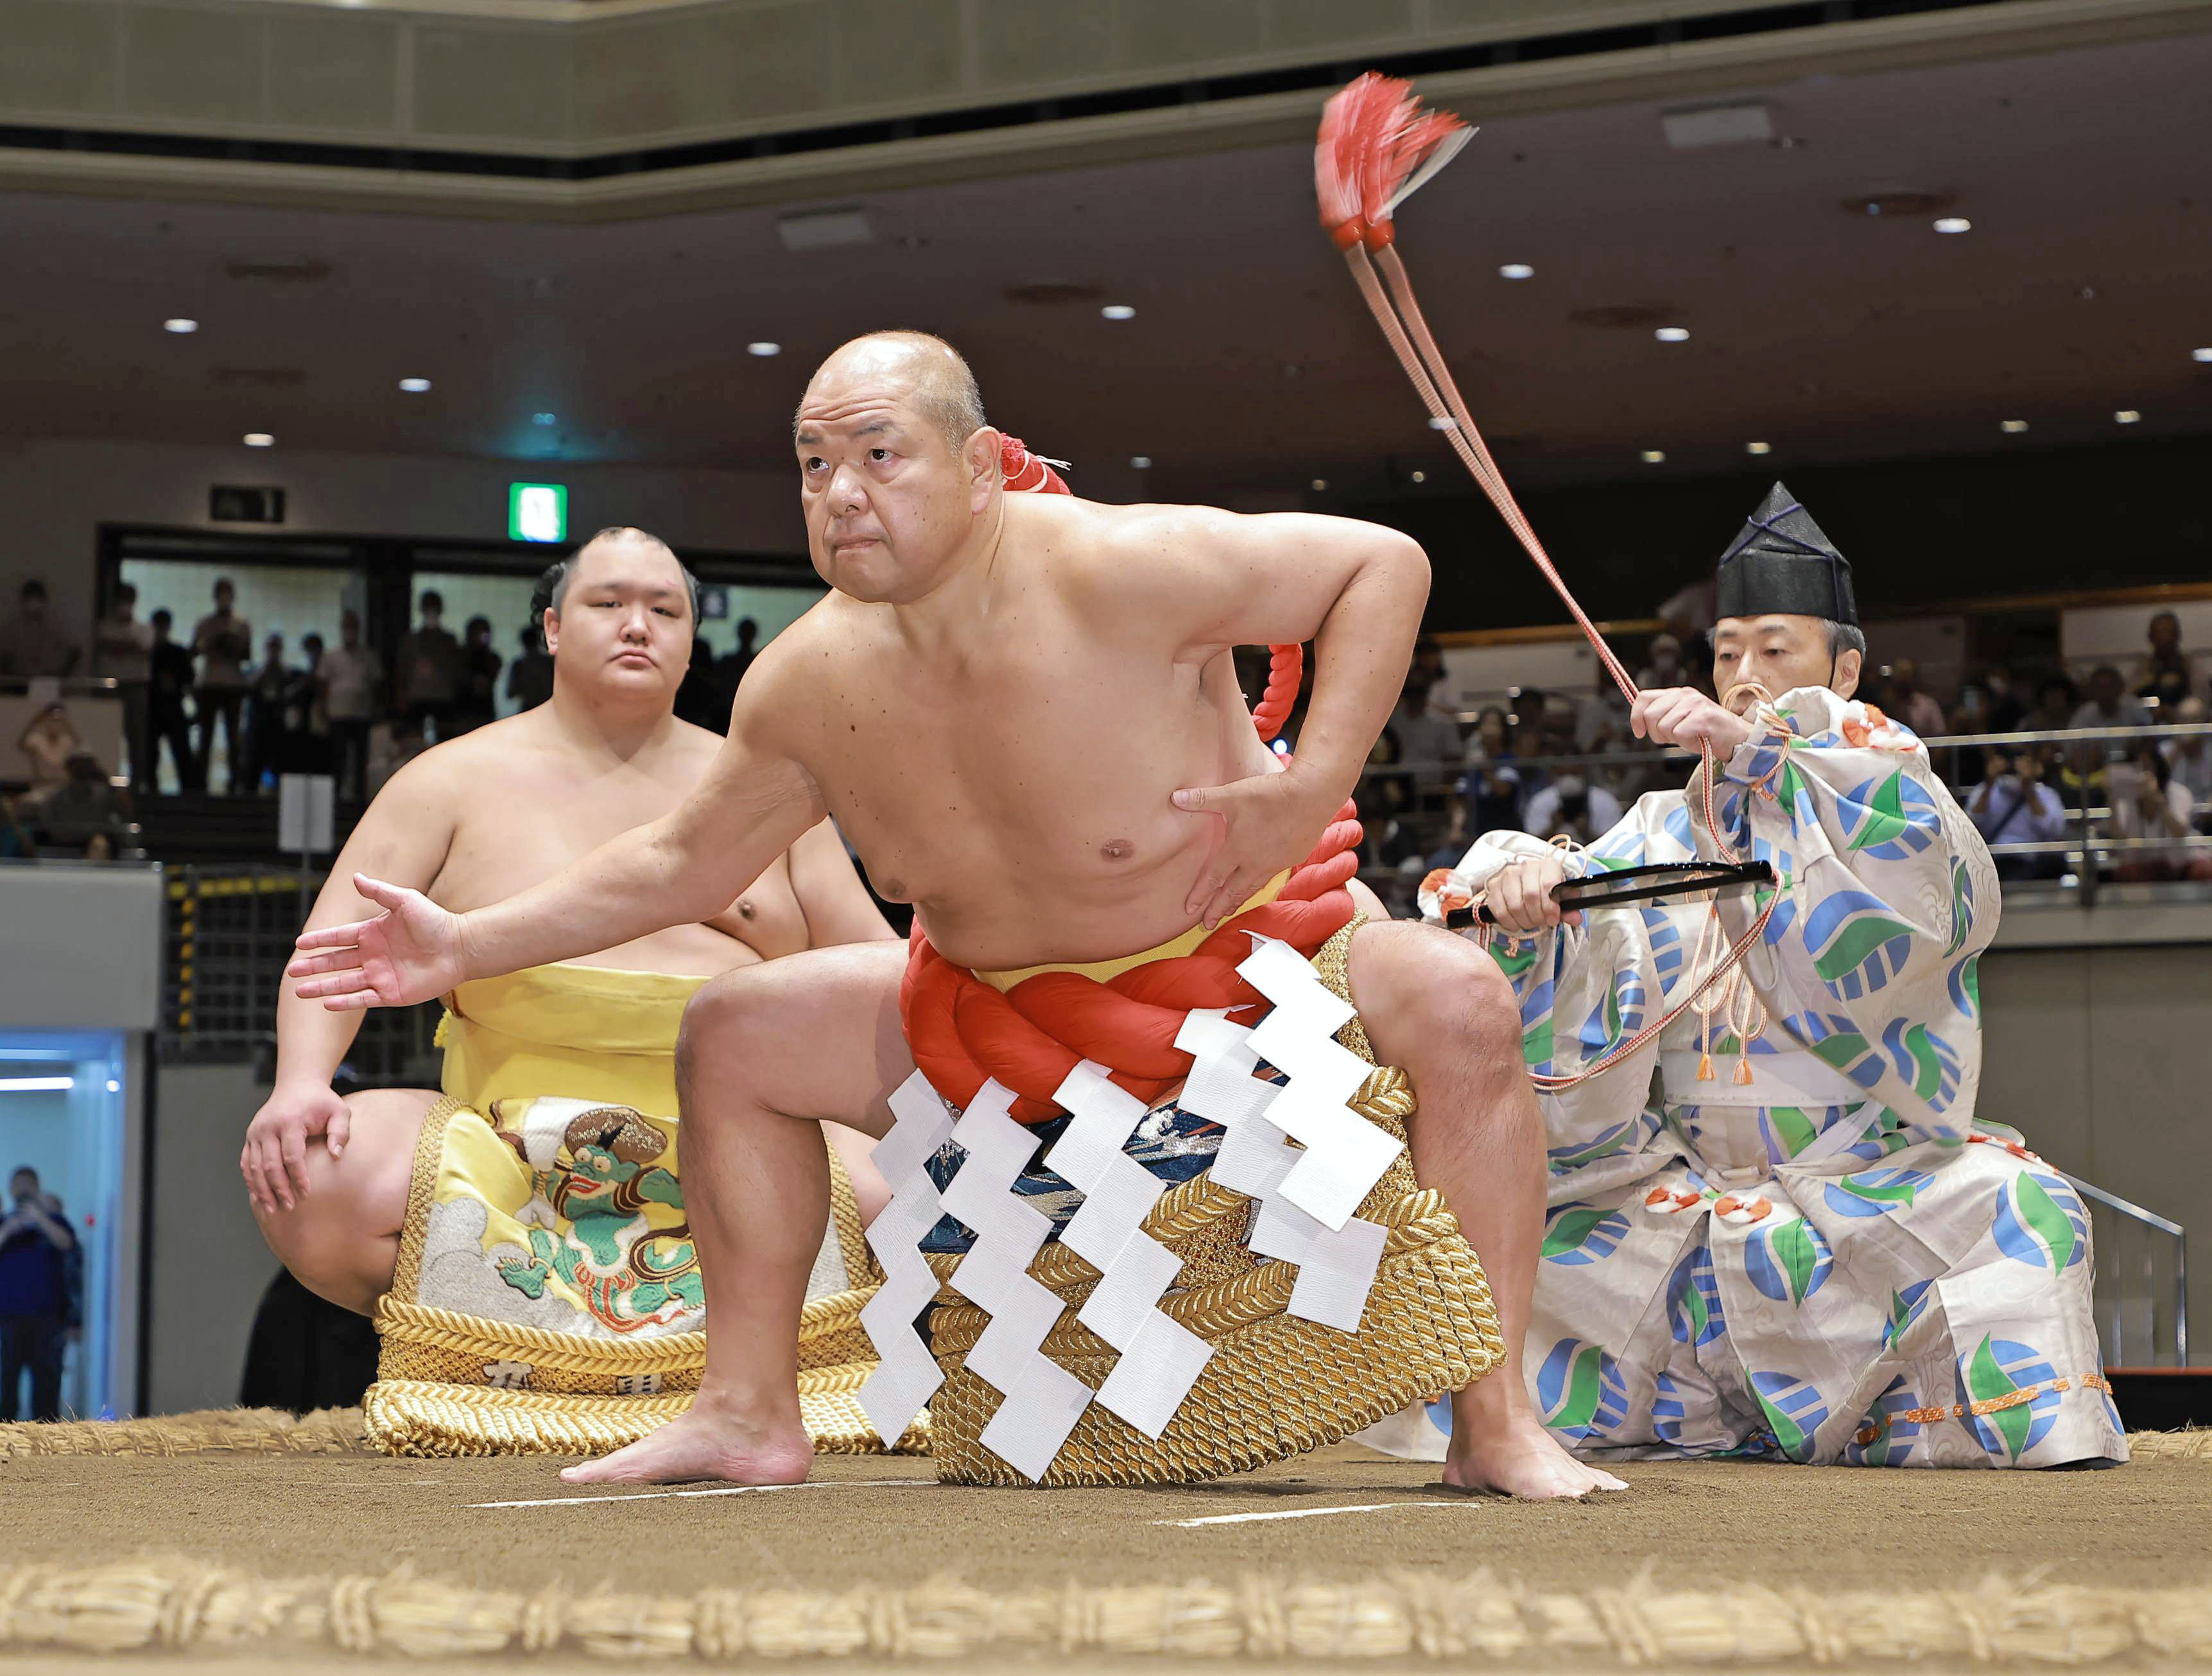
[999, 434, 1071, 495]
[1315, 73, 1469, 250]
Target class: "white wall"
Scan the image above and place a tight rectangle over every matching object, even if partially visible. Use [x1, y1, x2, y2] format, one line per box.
[2063, 601, 2212, 666]
[0, 863, 164, 1030]
[0, 437, 804, 648]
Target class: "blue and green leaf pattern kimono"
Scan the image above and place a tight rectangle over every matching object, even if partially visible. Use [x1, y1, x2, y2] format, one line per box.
[1413, 688, 2123, 1469]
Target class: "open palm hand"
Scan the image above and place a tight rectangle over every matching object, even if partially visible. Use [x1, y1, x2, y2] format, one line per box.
[286, 874, 471, 1011]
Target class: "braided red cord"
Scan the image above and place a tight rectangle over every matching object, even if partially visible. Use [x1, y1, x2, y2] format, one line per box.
[1254, 644, 1302, 744]
[901, 802, 1363, 1123]
[897, 431, 1344, 1122]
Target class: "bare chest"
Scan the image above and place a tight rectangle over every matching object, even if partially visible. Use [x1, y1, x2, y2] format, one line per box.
[433, 756, 806, 965]
[815, 638, 1248, 914]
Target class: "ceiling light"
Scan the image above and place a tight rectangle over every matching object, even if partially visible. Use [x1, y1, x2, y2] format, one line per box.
[0, 1077, 74, 1094]
[1933, 217, 1971, 234]
[1654, 326, 1689, 343]
[164, 318, 198, 334]
[1427, 415, 1458, 431]
[2000, 419, 2028, 433]
[532, 411, 557, 426]
[775, 208, 874, 252]
[1498, 263, 1534, 281]
[1129, 455, 1152, 469]
[1745, 440, 1772, 455]
[747, 341, 781, 358]
[2193, 348, 2212, 363]
[243, 432, 274, 447]
[2114, 410, 2141, 424]
[1310, 478, 1328, 491]
[1100, 304, 1136, 321]
[1410, 470, 1427, 483]
[1661, 101, 1772, 150]
[1640, 449, 1666, 464]
[398, 377, 431, 393]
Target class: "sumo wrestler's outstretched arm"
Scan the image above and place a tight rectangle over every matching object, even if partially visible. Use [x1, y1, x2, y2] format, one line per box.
[286, 693, 822, 1012]
[1094, 506, 1429, 927]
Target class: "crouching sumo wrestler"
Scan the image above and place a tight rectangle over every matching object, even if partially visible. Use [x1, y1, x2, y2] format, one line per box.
[244, 528, 899, 1457]
[288, 332, 1624, 1498]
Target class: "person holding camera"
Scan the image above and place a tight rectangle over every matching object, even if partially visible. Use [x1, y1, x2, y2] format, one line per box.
[1969, 745, 2067, 881]
[0, 1169, 80, 1422]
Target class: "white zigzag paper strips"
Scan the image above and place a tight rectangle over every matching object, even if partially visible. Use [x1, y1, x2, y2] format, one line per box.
[1047, 1062, 1215, 1440]
[858, 936, 1401, 1478]
[858, 1070, 957, 1444]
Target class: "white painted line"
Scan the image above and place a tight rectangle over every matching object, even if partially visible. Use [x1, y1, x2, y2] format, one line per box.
[468, 1478, 924, 1510]
[1155, 1500, 1471, 1528]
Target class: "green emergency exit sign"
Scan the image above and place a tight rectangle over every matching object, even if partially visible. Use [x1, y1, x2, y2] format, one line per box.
[509, 482, 568, 543]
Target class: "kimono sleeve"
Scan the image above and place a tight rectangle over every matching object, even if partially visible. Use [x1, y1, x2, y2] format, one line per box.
[1701, 687, 1998, 1134]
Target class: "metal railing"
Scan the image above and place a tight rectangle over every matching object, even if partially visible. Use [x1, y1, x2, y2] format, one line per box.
[159, 862, 440, 1087]
[2055, 1170, 2189, 1369]
[1355, 720, 2212, 901]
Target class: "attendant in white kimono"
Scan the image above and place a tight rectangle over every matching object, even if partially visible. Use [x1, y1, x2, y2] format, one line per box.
[1367, 485, 2123, 1469]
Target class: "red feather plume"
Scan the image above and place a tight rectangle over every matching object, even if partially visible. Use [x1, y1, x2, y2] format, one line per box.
[1314, 73, 1470, 250]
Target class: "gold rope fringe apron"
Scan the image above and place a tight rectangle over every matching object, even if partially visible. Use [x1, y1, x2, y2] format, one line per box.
[920, 919, 1507, 1485]
[364, 1094, 914, 1458]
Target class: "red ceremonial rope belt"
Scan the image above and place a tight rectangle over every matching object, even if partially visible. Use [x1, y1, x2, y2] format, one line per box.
[899, 436, 1357, 1125]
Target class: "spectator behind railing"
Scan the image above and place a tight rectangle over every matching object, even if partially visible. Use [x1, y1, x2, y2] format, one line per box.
[0, 580, 82, 679]
[93, 583, 153, 790]
[1456, 705, 1525, 834]
[316, 610, 381, 801]
[505, 621, 554, 714]
[1967, 744, 2066, 881]
[192, 577, 253, 795]
[451, 615, 503, 736]
[1523, 771, 1622, 847]
[246, 632, 293, 793]
[2020, 672, 2077, 737]
[2069, 664, 2152, 770]
[2164, 696, 2212, 812]
[291, 632, 327, 777]
[1885, 655, 1948, 739]
[14, 702, 80, 805]
[394, 590, 460, 743]
[2138, 610, 2206, 708]
[1633, 631, 1683, 693]
[1385, 666, 1461, 779]
[2109, 738, 2212, 883]
[146, 609, 201, 793]
[0, 793, 35, 858]
[33, 750, 128, 856]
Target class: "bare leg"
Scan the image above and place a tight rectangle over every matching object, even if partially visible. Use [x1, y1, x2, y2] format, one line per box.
[1347, 919, 1628, 1499]
[825, 1122, 892, 1225]
[561, 942, 913, 1485]
[250, 1087, 436, 1316]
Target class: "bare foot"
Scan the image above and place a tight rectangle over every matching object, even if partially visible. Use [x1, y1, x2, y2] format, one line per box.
[1442, 1414, 1629, 1499]
[558, 1402, 812, 1487]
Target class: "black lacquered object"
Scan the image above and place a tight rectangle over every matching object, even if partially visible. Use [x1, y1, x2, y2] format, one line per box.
[1444, 859, 1776, 929]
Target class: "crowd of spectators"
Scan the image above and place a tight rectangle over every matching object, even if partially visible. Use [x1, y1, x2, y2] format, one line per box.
[1, 575, 773, 856]
[1352, 610, 2212, 899]
[7, 570, 2209, 888]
